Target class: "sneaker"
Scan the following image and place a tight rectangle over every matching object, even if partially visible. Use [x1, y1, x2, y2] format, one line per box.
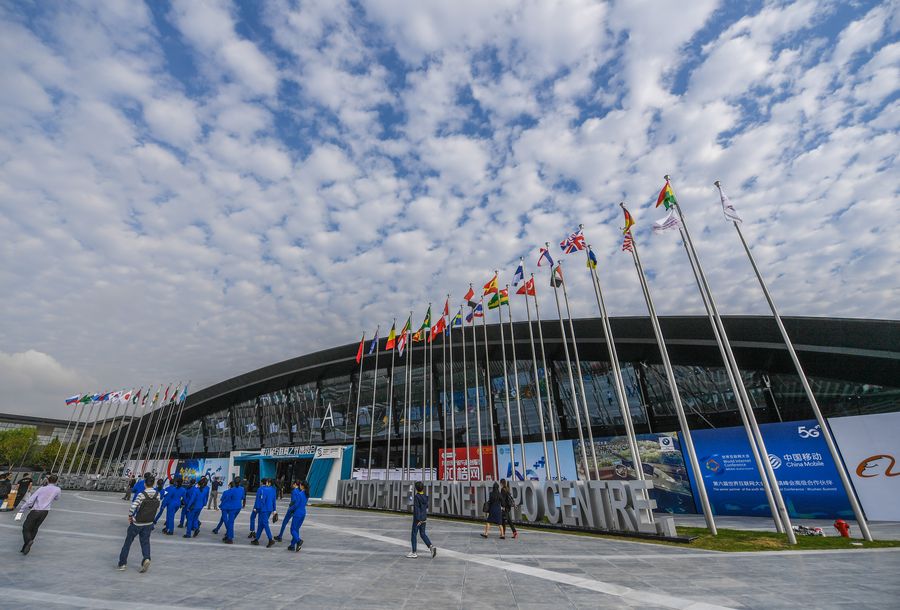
[223, 538, 233, 544]
[405, 552, 418, 559]
[212, 529, 219, 535]
[274, 535, 282, 542]
[117, 564, 127, 571]
[247, 532, 255, 539]
[250, 539, 260, 546]
[182, 534, 191, 538]
[266, 539, 275, 548]
[430, 546, 437, 558]
[479, 533, 488, 538]
[192, 530, 199, 537]
[21, 541, 33, 555]
[140, 559, 150, 573]
[513, 531, 518, 539]
[287, 545, 295, 552]
[297, 539, 303, 549]
[177, 524, 184, 528]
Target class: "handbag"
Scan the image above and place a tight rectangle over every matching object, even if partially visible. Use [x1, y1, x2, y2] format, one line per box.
[481, 501, 490, 513]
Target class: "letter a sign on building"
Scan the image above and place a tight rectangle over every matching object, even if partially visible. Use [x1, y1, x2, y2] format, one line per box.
[321, 402, 334, 428]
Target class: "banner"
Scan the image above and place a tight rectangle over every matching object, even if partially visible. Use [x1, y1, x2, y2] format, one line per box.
[576, 433, 696, 514]
[172, 458, 230, 483]
[684, 419, 852, 519]
[829, 412, 900, 521]
[351, 468, 436, 481]
[438, 445, 495, 480]
[122, 459, 175, 479]
[496, 439, 578, 481]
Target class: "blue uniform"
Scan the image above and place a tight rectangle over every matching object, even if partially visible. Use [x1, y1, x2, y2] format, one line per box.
[219, 486, 244, 541]
[163, 485, 186, 532]
[181, 486, 199, 537]
[289, 489, 308, 547]
[154, 486, 168, 524]
[188, 485, 210, 534]
[131, 478, 147, 502]
[254, 485, 276, 541]
[249, 487, 263, 534]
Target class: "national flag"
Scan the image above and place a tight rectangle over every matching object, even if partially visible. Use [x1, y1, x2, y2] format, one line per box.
[413, 329, 425, 343]
[269, 422, 279, 433]
[559, 228, 585, 253]
[512, 263, 525, 288]
[110, 391, 120, 402]
[516, 277, 535, 296]
[463, 286, 477, 307]
[550, 265, 564, 287]
[451, 309, 464, 328]
[420, 306, 431, 331]
[164, 385, 171, 402]
[91, 393, 102, 402]
[429, 316, 446, 341]
[178, 383, 190, 403]
[718, 185, 743, 223]
[368, 328, 379, 354]
[122, 389, 133, 402]
[537, 247, 554, 267]
[622, 207, 635, 234]
[442, 299, 449, 317]
[132, 388, 141, 404]
[483, 274, 499, 295]
[653, 209, 681, 234]
[656, 179, 677, 209]
[152, 387, 160, 405]
[465, 302, 484, 323]
[587, 248, 599, 269]
[397, 317, 411, 355]
[65, 395, 80, 405]
[216, 420, 227, 430]
[385, 323, 397, 350]
[247, 422, 258, 432]
[622, 233, 634, 253]
[355, 334, 365, 364]
[80, 394, 92, 404]
[487, 288, 509, 310]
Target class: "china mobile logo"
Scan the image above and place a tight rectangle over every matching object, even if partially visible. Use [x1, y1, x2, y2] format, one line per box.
[768, 454, 782, 469]
[856, 454, 899, 478]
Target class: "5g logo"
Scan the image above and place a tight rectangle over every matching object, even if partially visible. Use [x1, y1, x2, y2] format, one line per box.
[798, 425, 821, 439]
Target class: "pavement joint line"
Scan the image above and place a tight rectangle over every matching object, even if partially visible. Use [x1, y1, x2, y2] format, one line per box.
[310, 520, 736, 610]
[0, 586, 210, 610]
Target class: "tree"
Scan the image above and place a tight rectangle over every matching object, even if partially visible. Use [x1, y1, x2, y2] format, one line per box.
[33, 438, 63, 472]
[0, 427, 38, 469]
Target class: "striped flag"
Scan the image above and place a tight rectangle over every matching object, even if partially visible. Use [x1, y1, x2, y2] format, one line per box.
[653, 209, 681, 234]
[622, 233, 634, 252]
[719, 185, 743, 223]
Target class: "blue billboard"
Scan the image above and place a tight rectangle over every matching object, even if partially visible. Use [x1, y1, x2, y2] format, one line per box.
[684, 419, 852, 519]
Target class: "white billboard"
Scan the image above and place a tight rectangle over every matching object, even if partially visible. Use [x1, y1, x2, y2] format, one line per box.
[829, 412, 900, 521]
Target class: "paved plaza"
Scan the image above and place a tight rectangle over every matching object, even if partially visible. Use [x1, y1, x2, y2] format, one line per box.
[0, 491, 897, 609]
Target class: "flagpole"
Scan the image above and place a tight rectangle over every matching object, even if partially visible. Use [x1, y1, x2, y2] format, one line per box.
[68, 399, 99, 476]
[422, 304, 431, 481]
[78, 398, 112, 475]
[156, 385, 184, 460]
[546, 255, 591, 479]
[505, 284, 527, 481]
[495, 277, 516, 480]
[351, 330, 369, 477]
[717, 183, 872, 541]
[430, 321, 437, 481]
[144, 387, 173, 469]
[668, 177, 795, 543]
[531, 273, 561, 479]
[122, 390, 150, 476]
[106, 390, 140, 477]
[386, 315, 406, 479]
[405, 324, 413, 480]
[137, 388, 165, 474]
[58, 402, 87, 476]
[367, 326, 384, 481]
[149, 389, 176, 465]
[50, 403, 79, 474]
[460, 305, 471, 481]
[447, 298, 456, 480]
[161, 383, 190, 470]
[619, 219, 717, 535]
[103, 391, 139, 477]
[401, 334, 409, 480]
[94, 395, 124, 475]
[521, 268, 551, 480]
[480, 295, 499, 479]
[54, 402, 84, 474]
[471, 295, 485, 480]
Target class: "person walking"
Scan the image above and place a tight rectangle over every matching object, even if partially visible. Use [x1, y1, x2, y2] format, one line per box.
[207, 477, 221, 510]
[286, 480, 309, 553]
[187, 477, 209, 537]
[13, 474, 33, 510]
[178, 478, 195, 529]
[130, 472, 149, 503]
[274, 481, 299, 543]
[117, 473, 160, 572]
[247, 480, 263, 539]
[160, 477, 185, 535]
[123, 475, 136, 501]
[0, 473, 12, 507]
[251, 478, 276, 548]
[16, 473, 61, 555]
[499, 479, 518, 540]
[182, 479, 200, 538]
[213, 480, 244, 543]
[480, 482, 503, 539]
[406, 481, 436, 559]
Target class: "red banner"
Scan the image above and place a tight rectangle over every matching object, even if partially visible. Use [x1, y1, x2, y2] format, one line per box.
[439, 446, 495, 481]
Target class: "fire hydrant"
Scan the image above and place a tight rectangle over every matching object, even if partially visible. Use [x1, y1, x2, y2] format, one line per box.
[834, 518, 851, 538]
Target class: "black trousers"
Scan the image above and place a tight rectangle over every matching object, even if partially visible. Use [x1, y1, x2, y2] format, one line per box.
[502, 510, 517, 534]
[22, 510, 49, 548]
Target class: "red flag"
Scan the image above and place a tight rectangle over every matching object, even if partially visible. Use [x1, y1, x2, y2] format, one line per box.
[516, 277, 535, 296]
[463, 286, 475, 306]
[483, 274, 498, 295]
[442, 299, 449, 317]
[355, 335, 365, 364]
[430, 316, 446, 342]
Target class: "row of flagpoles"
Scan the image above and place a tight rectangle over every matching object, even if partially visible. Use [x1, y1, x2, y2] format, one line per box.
[346, 177, 872, 543]
[55, 382, 190, 480]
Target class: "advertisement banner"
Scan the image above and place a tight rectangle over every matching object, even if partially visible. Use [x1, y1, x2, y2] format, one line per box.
[438, 445, 495, 480]
[496, 439, 578, 481]
[172, 458, 230, 483]
[829, 412, 900, 521]
[122, 459, 175, 479]
[684, 419, 852, 519]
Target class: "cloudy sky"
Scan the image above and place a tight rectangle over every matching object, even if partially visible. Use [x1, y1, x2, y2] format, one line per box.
[2, 0, 897, 419]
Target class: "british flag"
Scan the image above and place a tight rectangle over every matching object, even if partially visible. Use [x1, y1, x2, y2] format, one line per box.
[559, 228, 585, 254]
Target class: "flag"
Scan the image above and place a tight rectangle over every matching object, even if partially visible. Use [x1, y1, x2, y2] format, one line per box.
[487, 288, 509, 310]
[622, 233, 634, 253]
[216, 420, 226, 430]
[385, 323, 397, 350]
[247, 422, 258, 432]
[65, 395, 80, 405]
[80, 394, 92, 404]
[656, 179, 677, 209]
[122, 389, 132, 402]
[559, 228, 585, 253]
[623, 207, 635, 234]
[413, 329, 425, 342]
[132, 388, 141, 404]
[550, 265, 564, 287]
[483, 274, 498, 295]
[164, 385, 171, 402]
[152, 387, 160, 405]
[397, 317, 411, 355]
[537, 246, 554, 267]
[178, 383, 189, 403]
[516, 277, 535, 296]
[429, 316, 446, 341]
[368, 329, 379, 354]
[465, 302, 484, 322]
[653, 209, 681, 234]
[587, 248, 599, 269]
[463, 286, 477, 307]
[442, 299, 449, 317]
[512, 263, 525, 288]
[269, 422, 279, 433]
[719, 186, 743, 223]
[451, 309, 464, 328]
[355, 334, 365, 364]
[420, 306, 431, 331]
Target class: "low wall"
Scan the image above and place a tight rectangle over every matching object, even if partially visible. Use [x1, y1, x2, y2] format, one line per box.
[338, 479, 677, 538]
[57, 474, 128, 492]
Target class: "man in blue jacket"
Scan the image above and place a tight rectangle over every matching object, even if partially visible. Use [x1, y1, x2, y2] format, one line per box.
[130, 472, 149, 502]
[181, 480, 199, 538]
[287, 480, 309, 552]
[247, 480, 263, 539]
[216, 480, 244, 544]
[274, 480, 299, 542]
[251, 478, 276, 548]
[161, 478, 185, 535]
[187, 478, 209, 537]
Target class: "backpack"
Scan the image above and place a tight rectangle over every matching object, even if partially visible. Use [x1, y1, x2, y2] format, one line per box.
[134, 490, 161, 523]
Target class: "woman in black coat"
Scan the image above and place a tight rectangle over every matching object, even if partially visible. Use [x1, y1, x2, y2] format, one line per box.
[480, 482, 503, 538]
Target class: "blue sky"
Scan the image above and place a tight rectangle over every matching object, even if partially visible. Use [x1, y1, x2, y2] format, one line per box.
[1, 0, 897, 417]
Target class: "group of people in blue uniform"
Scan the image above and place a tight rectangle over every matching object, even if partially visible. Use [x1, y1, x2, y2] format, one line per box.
[130, 472, 308, 551]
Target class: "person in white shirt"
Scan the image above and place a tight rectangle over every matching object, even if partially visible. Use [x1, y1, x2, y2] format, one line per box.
[17, 473, 61, 555]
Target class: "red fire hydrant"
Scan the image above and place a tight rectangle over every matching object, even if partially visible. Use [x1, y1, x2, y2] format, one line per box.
[834, 519, 851, 538]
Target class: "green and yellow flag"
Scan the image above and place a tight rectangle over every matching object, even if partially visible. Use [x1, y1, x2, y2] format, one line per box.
[487, 288, 509, 310]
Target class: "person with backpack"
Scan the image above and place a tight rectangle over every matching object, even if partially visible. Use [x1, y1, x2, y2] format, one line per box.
[118, 473, 159, 572]
[213, 480, 244, 544]
[251, 478, 276, 547]
[160, 477, 185, 535]
[499, 479, 518, 540]
[406, 481, 437, 559]
[286, 480, 309, 553]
